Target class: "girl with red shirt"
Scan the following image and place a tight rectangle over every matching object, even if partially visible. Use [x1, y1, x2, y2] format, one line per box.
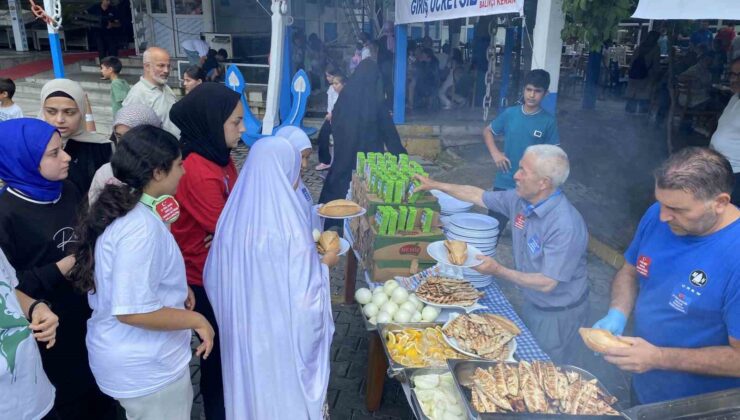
[169, 83, 245, 420]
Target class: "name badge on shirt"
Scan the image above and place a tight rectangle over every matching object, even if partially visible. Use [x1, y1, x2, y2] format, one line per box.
[514, 213, 526, 230]
[636, 255, 651, 277]
[533, 130, 543, 138]
[527, 234, 542, 255]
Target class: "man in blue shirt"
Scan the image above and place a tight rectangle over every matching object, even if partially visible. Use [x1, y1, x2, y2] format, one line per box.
[690, 21, 714, 49]
[593, 147, 740, 405]
[415, 145, 590, 364]
[483, 69, 560, 233]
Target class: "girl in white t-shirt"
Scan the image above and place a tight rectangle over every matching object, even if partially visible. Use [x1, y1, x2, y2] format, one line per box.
[69, 125, 215, 420]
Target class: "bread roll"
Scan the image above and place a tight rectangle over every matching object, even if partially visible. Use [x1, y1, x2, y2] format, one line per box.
[318, 199, 362, 217]
[578, 328, 631, 353]
[317, 231, 340, 254]
[444, 240, 468, 265]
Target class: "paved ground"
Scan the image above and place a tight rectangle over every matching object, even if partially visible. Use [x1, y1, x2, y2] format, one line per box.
[186, 144, 631, 419]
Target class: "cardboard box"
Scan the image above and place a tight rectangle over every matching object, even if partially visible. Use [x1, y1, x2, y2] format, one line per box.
[370, 260, 436, 282]
[351, 171, 440, 217]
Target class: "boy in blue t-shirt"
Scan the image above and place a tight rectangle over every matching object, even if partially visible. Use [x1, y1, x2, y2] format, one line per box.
[483, 69, 560, 231]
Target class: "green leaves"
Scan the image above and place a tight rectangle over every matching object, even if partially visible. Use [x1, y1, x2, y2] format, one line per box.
[561, 0, 636, 52]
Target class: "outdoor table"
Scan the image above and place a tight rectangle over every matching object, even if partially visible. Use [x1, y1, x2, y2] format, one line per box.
[342, 219, 551, 415]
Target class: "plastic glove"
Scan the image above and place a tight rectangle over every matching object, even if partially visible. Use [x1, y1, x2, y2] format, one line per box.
[592, 308, 627, 336]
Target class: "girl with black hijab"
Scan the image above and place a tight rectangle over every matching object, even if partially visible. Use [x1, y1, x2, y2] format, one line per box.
[318, 58, 406, 219]
[39, 79, 113, 197]
[169, 83, 245, 420]
[0, 118, 115, 419]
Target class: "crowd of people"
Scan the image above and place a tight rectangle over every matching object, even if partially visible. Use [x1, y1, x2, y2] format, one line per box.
[0, 22, 738, 420]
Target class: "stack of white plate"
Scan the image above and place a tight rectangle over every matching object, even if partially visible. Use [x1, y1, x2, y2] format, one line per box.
[431, 189, 474, 216]
[443, 213, 499, 288]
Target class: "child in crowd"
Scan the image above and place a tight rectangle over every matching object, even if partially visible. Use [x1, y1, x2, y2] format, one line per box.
[204, 138, 335, 419]
[71, 125, 214, 420]
[100, 56, 130, 116]
[39, 79, 112, 196]
[483, 69, 560, 232]
[0, 118, 116, 419]
[0, 78, 23, 121]
[0, 247, 59, 420]
[315, 66, 345, 171]
[182, 65, 206, 95]
[169, 83, 244, 420]
[88, 103, 162, 203]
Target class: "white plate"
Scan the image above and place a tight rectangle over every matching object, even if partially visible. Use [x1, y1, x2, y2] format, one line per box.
[441, 313, 517, 361]
[444, 231, 499, 244]
[416, 293, 487, 313]
[315, 204, 367, 220]
[338, 238, 350, 256]
[427, 241, 484, 268]
[447, 213, 500, 232]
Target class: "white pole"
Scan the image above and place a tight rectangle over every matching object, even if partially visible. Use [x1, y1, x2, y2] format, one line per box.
[7, 0, 29, 51]
[531, 0, 565, 112]
[262, 0, 287, 135]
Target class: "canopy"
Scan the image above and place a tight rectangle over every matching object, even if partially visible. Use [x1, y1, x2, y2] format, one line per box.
[395, 0, 523, 25]
[632, 0, 740, 20]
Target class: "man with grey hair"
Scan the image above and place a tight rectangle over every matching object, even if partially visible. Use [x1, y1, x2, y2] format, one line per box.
[414, 144, 590, 363]
[593, 147, 740, 405]
[122, 46, 180, 137]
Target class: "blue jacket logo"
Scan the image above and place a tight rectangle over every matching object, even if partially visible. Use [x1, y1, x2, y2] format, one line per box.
[689, 270, 707, 287]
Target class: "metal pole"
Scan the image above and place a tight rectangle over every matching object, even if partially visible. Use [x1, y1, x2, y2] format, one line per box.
[43, 0, 64, 78]
[262, 0, 287, 135]
[393, 24, 407, 124]
[8, 0, 29, 51]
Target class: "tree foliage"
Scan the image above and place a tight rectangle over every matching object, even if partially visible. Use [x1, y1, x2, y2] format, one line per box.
[561, 0, 636, 52]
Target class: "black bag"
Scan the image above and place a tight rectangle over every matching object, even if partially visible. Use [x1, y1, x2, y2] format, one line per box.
[629, 54, 649, 79]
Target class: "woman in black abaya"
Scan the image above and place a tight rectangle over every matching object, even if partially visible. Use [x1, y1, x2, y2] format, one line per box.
[318, 58, 406, 214]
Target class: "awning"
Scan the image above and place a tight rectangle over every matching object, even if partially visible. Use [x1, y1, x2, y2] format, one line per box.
[632, 0, 740, 20]
[395, 0, 523, 25]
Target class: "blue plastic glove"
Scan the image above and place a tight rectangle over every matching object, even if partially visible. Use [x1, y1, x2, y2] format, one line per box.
[592, 308, 627, 336]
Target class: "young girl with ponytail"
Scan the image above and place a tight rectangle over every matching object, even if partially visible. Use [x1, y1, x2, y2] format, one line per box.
[70, 125, 215, 420]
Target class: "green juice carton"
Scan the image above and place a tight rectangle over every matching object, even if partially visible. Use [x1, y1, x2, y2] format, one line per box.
[421, 208, 434, 233]
[383, 176, 394, 203]
[369, 167, 377, 194]
[387, 207, 399, 236]
[398, 206, 408, 232]
[406, 207, 418, 231]
[356, 152, 366, 178]
[379, 207, 392, 235]
[393, 179, 404, 204]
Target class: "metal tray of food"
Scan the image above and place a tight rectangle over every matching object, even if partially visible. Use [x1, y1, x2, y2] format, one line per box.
[377, 322, 455, 378]
[621, 388, 740, 420]
[448, 359, 625, 419]
[406, 367, 469, 420]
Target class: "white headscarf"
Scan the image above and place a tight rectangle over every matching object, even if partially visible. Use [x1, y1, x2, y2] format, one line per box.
[38, 79, 110, 144]
[204, 137, 333, 420]
[274, 126, 318, 228]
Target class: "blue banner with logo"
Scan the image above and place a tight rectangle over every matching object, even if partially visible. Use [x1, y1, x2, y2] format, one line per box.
[395, 0, 523, 24]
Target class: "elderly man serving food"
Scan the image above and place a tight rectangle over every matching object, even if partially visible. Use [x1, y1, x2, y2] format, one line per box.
[414, 145, 589, 364]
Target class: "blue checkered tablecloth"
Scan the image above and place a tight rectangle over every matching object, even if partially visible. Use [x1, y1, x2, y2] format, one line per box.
[397, 266, 551, 362]
[341, 195, 549, 362]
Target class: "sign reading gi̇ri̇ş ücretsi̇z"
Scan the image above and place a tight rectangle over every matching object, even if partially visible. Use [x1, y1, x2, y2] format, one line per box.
[395, 0, 523, 25]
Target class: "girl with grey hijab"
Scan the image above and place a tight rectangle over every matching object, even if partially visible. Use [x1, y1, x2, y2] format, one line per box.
[88, 104, 162, 203]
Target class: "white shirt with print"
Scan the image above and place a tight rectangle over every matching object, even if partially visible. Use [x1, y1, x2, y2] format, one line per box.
[0, 249, 55, 420]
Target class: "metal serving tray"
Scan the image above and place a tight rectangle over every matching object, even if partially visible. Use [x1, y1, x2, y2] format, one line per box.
[447, 359, 625, 419]
[377, 322, 448, 378]
[406, 367, 470, 420]
[621, 388, 740, 420]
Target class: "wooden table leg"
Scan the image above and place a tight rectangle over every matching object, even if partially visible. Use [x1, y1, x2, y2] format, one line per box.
[344, 250, 358, 304]
[365, 331, 388, 412]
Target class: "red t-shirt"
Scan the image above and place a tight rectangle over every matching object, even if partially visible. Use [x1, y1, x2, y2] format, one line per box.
[172, 153, 237, 287]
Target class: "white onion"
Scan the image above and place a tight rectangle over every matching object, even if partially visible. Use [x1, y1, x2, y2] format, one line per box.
[393, 309, 412, 323]
[371, 292, 388, 306]
[354, 288, 372, 305]
[391, 287, 409, 304]
[421, 306, 440, 322]
[383, 279, 399, 296]
[363, 303, 379, 318]
[380, 301, 399, 316]
[411, 311, 422, 322]
[400, 301, 418, 314]
[376, 311, 392, 324]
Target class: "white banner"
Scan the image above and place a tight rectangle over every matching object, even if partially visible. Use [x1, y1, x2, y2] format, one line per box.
[632, 0, 740, 19]
[395, 0, 523, 25]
